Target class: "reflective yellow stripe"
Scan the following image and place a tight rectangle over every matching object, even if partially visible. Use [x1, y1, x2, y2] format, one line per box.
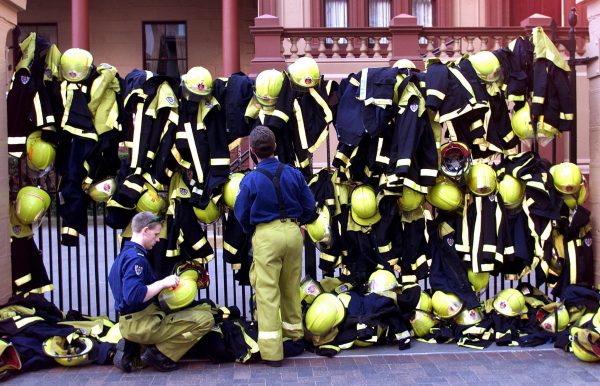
[33, 93, 45, 126]
[310, 87, 332, 123]
[532, 96, 545, 104]
[482, 244, 496, 253]
[508, 94, 525, 101]
[568, 240, 577, 284]
[62, 227, 78, 236]
[192, 237, 207, 251]
[8, 136, 26, 145]
[471, 196, 482, 270]
[481, 263, 494, 271]
[410, 254, 427, 271]
[401, 275, 417, 283]
[395, 158, 411, 167]
[63, 125, 98, 141]
[224, 242, 238, 255]
[427, 89, 445, 100]
[378, 243, 392, 253]
[184, 122, 204, 183]
[504, 246, 515, 255]
[449, 67, 475, 100]
[359, 68, 369, 100]
[334, 151, 350, 165]
[166, 249, 180, 257]
[15, 316, 44, 329]
[376, 138, 390, 164]
[560, 113, 574, 120]
[319, 252, 337, 262]
[271, 109, 289, 123]
[211, 158, 230, 166]
[123, 180, 144, 192]
[503, 130, 515, 142]
[349, 77, 360, 87]
[420, 168, 437, 177]
[14, 273, 32, 286]
[293, 99, 309, 150]
[258, 330, 281, 340]
[282, 322, 303, 331]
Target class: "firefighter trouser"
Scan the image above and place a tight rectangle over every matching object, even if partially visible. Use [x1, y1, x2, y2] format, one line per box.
[119, 302, 215, 361]
[250, 219, 304, 361]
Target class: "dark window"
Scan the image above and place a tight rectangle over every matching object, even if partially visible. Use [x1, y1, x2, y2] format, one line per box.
[17, 23, 58, 44]
[143, 22, 187, 78]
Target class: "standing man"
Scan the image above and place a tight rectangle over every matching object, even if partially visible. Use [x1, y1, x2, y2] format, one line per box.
[234, 126, 317, 366]
[109, 211, 215, 372]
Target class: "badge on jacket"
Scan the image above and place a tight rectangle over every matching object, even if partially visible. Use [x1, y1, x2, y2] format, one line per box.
[134, 264, 143, 275]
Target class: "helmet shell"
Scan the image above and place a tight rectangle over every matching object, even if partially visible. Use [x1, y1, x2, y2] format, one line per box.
[254, 69, 284, 107]
[398, 185, 424, 212]
[26, 130, 56, 171]
[288, 57, 320, 89]
[181, 66, 213, 100]
[306, 206, 331, 247]
[299, 276, 324, 305]
[136, 185, 165, 214]
[42, 336, 94, 366]
[88, 177, 117, 203]
[511, 104, 534, 139]
[426, 178, 463, 212]
[432, 291, 463, 319]
[410, 310, 438, 337]
[305, 293, 345, 336]
[440, 142, 471, 178]
[467, 269, 490, 292]
[366, 269, 399, 294]
[15, 186, 51, 225]
[493, 288, 526, 317]
[536, 303, 570, 333]
[60, 48, 94, 82]
[550, 162, 582, 195]
[469, 51, 501, 82]
[158, 276, 198, 312]
[497, 174, 524, 210]
[393, 59, 417, 69]
[223, 172, 245, 209]
[454, 307, 483, 326]
[466, 163, 497, 196]
[193, 200, 221, 224]
[350, 185, 381, 226]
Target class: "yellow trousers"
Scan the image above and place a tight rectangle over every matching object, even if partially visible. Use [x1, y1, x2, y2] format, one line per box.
[250, 219, 304, 361]
[119, 302, 214, 361]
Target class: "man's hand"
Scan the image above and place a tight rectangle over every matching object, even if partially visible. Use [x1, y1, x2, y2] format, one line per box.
[143, 274, 180, 302]
[161, 274, 180, 290]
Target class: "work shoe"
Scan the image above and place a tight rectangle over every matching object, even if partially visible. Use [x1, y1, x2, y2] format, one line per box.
[113, 338, 141, 373]
[141, 346, 178, 372]
[263, 359, 283, 367]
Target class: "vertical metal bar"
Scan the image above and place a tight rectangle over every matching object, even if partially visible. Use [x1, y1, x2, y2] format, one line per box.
[92, 203, 100, 315]
[212, 223, 220, 304]
[75, 241, 82, 312]
[56, 196, 64, 311]
[85, 212, 91, 315]
[46, 200, 55, 305]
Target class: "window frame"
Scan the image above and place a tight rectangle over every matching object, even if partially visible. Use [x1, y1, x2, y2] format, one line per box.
[141, 21, 188, 78]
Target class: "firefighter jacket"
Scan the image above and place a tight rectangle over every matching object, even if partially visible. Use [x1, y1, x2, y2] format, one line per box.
[121, 70, 179, 180]
[455, 192, 509, 274]
[398, 211, 432, 284]
[552, 206, 595, 298]
[211, 73, 255, 144]
[10, 207, 53, 296]
[357, 67, 399, 138]
[388, 73, 438, 190]
[530, 26, 574, 133]
[373, 196, 403, 269]
[106, 173, 147, 229]
[264, 73, 336, 174]
[335, 73, 365, 146]
[7, 33, 60, 156]
[427, 215, 480, 310]
[424, 58, 488, 125]
[175, 95, 230, 208]
[501, 207, 535, 279]
[222, 211, 251, 285]
[493, 36, 534, 109]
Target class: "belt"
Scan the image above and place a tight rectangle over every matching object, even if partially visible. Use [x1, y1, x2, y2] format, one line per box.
[280, 218, 299, 224]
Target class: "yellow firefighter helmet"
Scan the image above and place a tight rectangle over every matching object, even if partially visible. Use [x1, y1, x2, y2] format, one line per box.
[550, 162, 582, 195]
[60, 48, 94, 82]
[87, 177, 117, 203]
[511, 104, 534, 140]
[26, 130, 56, 171]
[254, 69, 284, 107]
[158, 270, 199, 312]
[350, 184, 381, 226]
[15, 186, 51, 225]
[454, 307, 484, 326]
[393, 59, 417, 69]
[181, 66, 213, 101]
[466, 163, 497, 196]
[467, 269, 490, 293]
[135, 184, 165, 214]
[305, 293, 345, 336]
[426, 177, 463, 212]
[469, 51, 501, 83]
[366, 269, 399, 294]
[440, 141, 471, 179]
[536, 303, 570, 333]
[410, 310, 438, 337]
[193, 200, 222, 224]
[497, 174, 525, 210]
[432, 291, 463, 319]
[287, 57, 320, 89]
[570, 327, 600, 362]
[493, 288, 527, 317]
[299, 276, 324, 305]
[306, 206, 331, 249]
[42, 335, 95, 367]
[398, 185, 424, 212]
[223, 172, 245, 209]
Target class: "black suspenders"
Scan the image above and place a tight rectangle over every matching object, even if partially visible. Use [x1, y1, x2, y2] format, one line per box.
[255, 163, 287, 220]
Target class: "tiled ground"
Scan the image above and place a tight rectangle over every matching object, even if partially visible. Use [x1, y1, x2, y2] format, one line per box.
[6, 342, 600, 385]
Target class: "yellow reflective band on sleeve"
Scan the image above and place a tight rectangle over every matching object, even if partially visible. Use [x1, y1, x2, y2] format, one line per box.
[532, 96, 545, 104]
[224, 242, 238, 255]
[320, 344, 341, 352]
[8, 136, 26, 145]
[271, 109, 289, 123]
[508, 94, 525, 102]
[146, 150, 156, 160]
[359, 69, 369, 101]
[471, 196, 482, 270]
[481, 263, 494, 272]
[293, 99, 309, 150]
[63, 125, 98, 141]
[319, 252, 337, 263]
[310, 87, 333, 124]
[378, 243, 392, 253]
[28, 284, 54, 294]
[123, 180, 144, 192]
[258, 330, 281, 340]
[334, 151, 350, 165]
[14, 273, 32, 286]
[503, 130, 515, 142]
[504, 246, 515, 255]
[62, 227, 79, 237]
[15, 316, 44, 329]
[309, 125, 329, 154]
[211, 158, 230, 166]
[427, 89, 445, 100]
[282, 321, 303, 331]
[401, 275, 417, 283]
[183, 122, 204, 184]
[560, 113, 574, 120]
[395, 158, 411, 168]
[568, 240, 577, 284]
[33, 93, 45, 126]
[349, 77, 360, 87]
[420, 168, 438, 177]
[449, 67, 475, 98]
[191, 237, 208, 251]
[410, 254, 428, 271]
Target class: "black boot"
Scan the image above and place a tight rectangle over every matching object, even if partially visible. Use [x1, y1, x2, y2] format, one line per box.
[113, 338, 141, 373]
[141, 346, 178, 372]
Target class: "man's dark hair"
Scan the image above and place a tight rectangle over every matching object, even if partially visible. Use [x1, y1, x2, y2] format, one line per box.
[250, 126, 276, 159]
[131, 211, 162, 233]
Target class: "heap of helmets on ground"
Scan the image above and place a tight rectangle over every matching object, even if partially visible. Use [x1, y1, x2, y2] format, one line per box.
[3, 24, 599, 378]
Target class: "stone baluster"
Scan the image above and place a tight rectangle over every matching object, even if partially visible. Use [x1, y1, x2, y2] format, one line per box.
[480, 36, 488, 52]
[318, 37, 327, 58]
[332, 37, 341, 58]
[346, 36, 355, 58]
[290, 37, 299, 58]
[359, 37, 368, 58]
[466, 36, 475, 54]
[426, 36, 435, 58]
[386, 36, 392, 58]
[373, 36, 382, 58]
[493, 36, 502, 51]
[453, 35, 462, 58]
[304, 37, 313, 58]
[439, 35, 448, 58]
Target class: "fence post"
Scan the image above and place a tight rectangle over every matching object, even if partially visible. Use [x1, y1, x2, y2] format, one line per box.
[249, 14, 286, 77]
[389, 14, 424, 69]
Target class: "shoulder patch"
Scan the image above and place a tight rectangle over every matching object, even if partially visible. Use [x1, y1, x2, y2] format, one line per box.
[134, 264, 143, 276]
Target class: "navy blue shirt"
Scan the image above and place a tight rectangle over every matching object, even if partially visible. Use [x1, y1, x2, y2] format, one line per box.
[108, 241, 157, 315]
[234, 157, 316, 234]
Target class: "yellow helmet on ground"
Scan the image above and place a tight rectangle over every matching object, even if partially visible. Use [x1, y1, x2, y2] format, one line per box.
[88, 177, 117, 203]
[306, 206, 331, 249]
[440, 142, 471, 179]
[466, 163, 497, 196]
[223, 172, 245, 209]
[42, 335, 94, 366]
[410, 310, 438, 337]
[350, 185, 381, 226]
[0, 339, 22, 374]
[305, 293, 345, 336]
[135, 184, 165, 214]
[497, 174, 524, 210]
[467, 269, 490, 293]
[299, 276, 324, 305]
[511, 104, 534, 140]
[26, 130, 56, 171]
[469, 51, 501, 83]
[393, 59, 417, 69]
[193, 200, 222, 224]
[536, 303, 570, 333]
[254, 69, 284, 107]
[366, 270, 399, 294]
[570, 327, 600, 362]
[550, 162, 582, 195]
[158, 272, 198, 312]
[288, 57, 320, 89]
[426, 177, 463, 212]
[15, 186, 51, 225]
[60, 48, 93, 82]
[398, 185, 424, 212]
[493, 288, 527, 317]
[454, 307, 484, 326]
[181, 66, 213, 101]
[432, 291, 463, 319]
[416, 291, 433, 313]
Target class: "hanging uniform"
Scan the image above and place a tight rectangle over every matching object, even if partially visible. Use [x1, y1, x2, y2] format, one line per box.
[493, 36, 534, 110]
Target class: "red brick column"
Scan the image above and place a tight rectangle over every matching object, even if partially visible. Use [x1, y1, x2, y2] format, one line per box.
[249, 14, 285, 77]
[389, 14, 424, 69]
[71, 0, 89, 49]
